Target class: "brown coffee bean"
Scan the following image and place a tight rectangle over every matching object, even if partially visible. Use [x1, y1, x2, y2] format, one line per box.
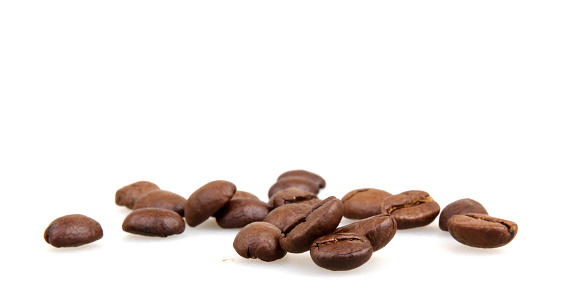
[268, 187, 319, 208]
[44, 214, 103, 247]
[262, 200, 319, 231]
[267, 176, 320, 198]
[380, 190, 440, 229]
[115, 181, 160, 209]
[122, 208, 185, 237]
[439, 198, 488, 231]
[342, 188, 392, 219]
[233, 222, 287, 262]
[215, 198, 271, 228]
[447, 213, 518, 248]
[133, 190, 186, 216]
[310, 233, 373, 271]
[277, 169, 326, 189]
[185, 180, 236, 227]
[334, 214, 397, 252]
[231, 191, 260, 201]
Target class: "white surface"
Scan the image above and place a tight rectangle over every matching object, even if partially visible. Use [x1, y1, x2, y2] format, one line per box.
[1, 1, 561, 305]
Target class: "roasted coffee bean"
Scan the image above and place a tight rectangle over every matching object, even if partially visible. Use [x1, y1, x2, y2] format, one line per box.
[447, 213, 517, 248]
[115, 181, 160, 209]
[263, 201, 319, 231]
[379, 190, 440, 229]
[231, 191, 260, 201]
[133, 190, 186, 216]
[279, 196, 344, 253]
[44, 214, 103, 247]
[185, 180, 236, 227]
[215, 198, 271, 228]
[277, 169, 326, 189]
[122, 208, 185, 237]
[334, 214, 397, 252]
[267, 176, 320, 198]
[310, 233, 373, 271]
[268, 187, 319, 208]
[233, 222, 287, 262]
[342, 188, 392, 219]
[439, 198, 488, 231]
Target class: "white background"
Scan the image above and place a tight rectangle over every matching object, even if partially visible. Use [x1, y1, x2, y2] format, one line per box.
[1, 1, 561, 305]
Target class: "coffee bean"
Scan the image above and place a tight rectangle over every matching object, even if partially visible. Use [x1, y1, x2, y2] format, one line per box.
[262, 200, 319, 231]
[185, 180, 236, 227]
[279, 196, 344, 253]
[310, 233, 373, 271]
[447, 213, 517, 248]
[342, 188, 392, 219]
[277, 170, 326, 189]
[122, 208, 185, 237]
[268, 187, 319, 208]
[133, 190, 186, 216]
[44, 214, 103, 247]
[233, 222, 287, 262]
[115, 181, 160, 209]
[379, 190, 440, 229]
[231, 191, 260, 201]
[334, 214, 397, 252]
[215, 198, 271, 228]
[267, 176, 320, 198]
[439, 198, 488, 231]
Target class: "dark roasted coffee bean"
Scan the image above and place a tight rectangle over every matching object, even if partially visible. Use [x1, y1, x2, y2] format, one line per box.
[279, 196, 344, 253]
[185, 180, 236, 227]
[310, 233, 373, 271]
[334, 214, 397, 252]
[379, 190, 440, 229]
[215, 198, 271, 228]
[277, 170, 326, 189]
[115, 181, 160, 209]
[439, 198, 488, 231]
[267, 176, 320, 198]
[233, 222, 287, 262]
[122, 208, 185, 237]
[447, 213, 518, 248]
[231, 191, 260, 201]
[44, 214, 103, 247]
[263, 201, 319, 231]
[342, 188, 392, 219]
[268, 187, 319, 208]
[133, 190, 186, 216]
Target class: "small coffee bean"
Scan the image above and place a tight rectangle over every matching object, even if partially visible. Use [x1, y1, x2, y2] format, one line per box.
[447, 213, 518, 248]
[122, 208, 185, 237]
[379, 190, 440, 229]
[277, 170, 326, 189]
[310, 233, 373, 271]
[279, 196, 344, 253]
[215, 198, 271, 228]
[262, 201, 319, 231]
[233, 222, 287, 262]
[267, 176, 320, 198]
[342, 188, 392, 219]
[133, 190, 186, 216]
[334, 214, 397, 252]
[185, 180, 236, 227]
[439, 198, 488, 231]
[115, 181, 160, 209]
[268, 187, 319, 208]
[44, 214, 103, 247]
[231, 191, 260, 201]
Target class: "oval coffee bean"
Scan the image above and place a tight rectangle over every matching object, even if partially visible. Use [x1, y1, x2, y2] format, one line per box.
[342, 188, 392, 219]
[439, 198, 488, 231]
[277, 169, 326, 189]
[268, 187, 319, 208]
[115, 181, 160, 209]
[267, 176, 320, 198]
[233, 222, 287, 262]
[334, 214, 397, 252]
[263, 201, 319, 231]
[133, 190, 186, 216]
[215, 198, 271, 228]
[447, 213, 518, 248]
[379, 190, 440, 229]
[310, 233, 373, 271]
[279, 196, 344, 253]
[122, 208, 185, 237]
[44, 214, 103, 247]
[185, 180, 237, 227]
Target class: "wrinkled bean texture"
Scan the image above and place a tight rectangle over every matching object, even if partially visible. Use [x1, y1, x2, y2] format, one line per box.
[310, 233, 373, 271]
[122, 208, 185, 237]
[44, 214, 103, 247]
[277, 170, 326, 189]
[115, 181, 160, 209]
[215, 198, 271, 228]
[233, 222, 287, 262]
[448, 213, 517, 248]
[185, 180, 236, 227]
[133, 190, 186, 216]
[342, 188, 392, 219]
[380, 190, 440, 229]
[439, 198, 488, 231]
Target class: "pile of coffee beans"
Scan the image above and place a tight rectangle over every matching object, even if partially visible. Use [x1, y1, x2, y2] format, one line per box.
[43, 170, 518, 271]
